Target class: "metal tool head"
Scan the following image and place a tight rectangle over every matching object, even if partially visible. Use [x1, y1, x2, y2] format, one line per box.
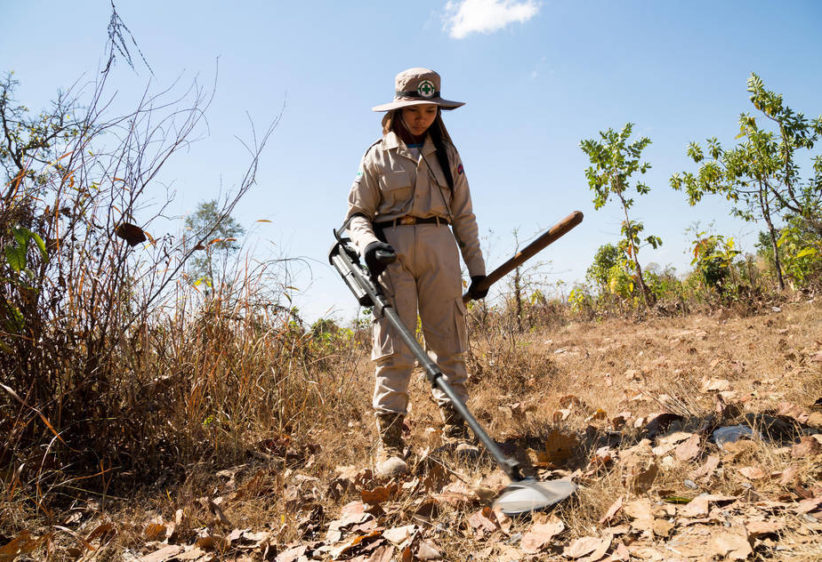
[493, 478, 577, 516]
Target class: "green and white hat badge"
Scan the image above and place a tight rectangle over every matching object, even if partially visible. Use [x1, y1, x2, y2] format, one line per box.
[372, 67, 465, 112]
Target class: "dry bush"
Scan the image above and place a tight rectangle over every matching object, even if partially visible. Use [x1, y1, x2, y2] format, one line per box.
[0, 48, 330, 527]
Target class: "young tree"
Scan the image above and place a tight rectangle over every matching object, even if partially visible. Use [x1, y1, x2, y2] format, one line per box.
[586, 243, 622, 292]
[184, 199, 245, 286]
[580, 123, 662, 306]
[670, 73, 822, 290]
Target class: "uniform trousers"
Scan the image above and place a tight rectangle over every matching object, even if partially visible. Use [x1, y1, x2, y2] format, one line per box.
[371, 222, 468, 414]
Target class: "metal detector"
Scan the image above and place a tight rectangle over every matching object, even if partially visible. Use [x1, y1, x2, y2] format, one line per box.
[328, 212, 583, 515]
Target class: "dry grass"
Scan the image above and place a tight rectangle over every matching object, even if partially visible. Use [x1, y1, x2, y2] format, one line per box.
[3, 290, 819, 560]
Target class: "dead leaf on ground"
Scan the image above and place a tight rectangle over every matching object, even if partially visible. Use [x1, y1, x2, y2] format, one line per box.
[139, 545, 185, 562]
[689, 455, 720, 481]
[591, 446, 615, 468]
[680, 494, 737, 518]
[559, 394, 587, 410]
[701, 378, 731, 392]
[598, 496, 623, 526]
[796, 496, 822, 514]
[652, 431, 693, 456]
[433, 481, 476, 508]
[468, 506, 499, 536]
[651, 518, 674, 538]
[415, 539, 442, 560]
[329, 529, 384, 559]
[520, 516, 565, 554]
[356, 545, 394, 562]
[778, 464, 800, 487]
[792, 436, 821, 458]
[538, 429, 580, 466]
[624, 499, 654, 533]
[709, 530, 753, 560]
[144, 523, 166, 541]
[275, 544, 308, 562]
[629, 461, 658, 494]
[675, 434, 702, 462]
[361, 483, 398, 505]
[585, 408, 607, 423]
[200, 497, 232, 527]
[0, 531, 40, 559]
[563, 535, 611, 560]
[610, 542, 630, 561]
[382, 525, 416, 546]
[738, 466, 767, 480]
[745, 520, 784, 537]
[553, 408, 572, 422]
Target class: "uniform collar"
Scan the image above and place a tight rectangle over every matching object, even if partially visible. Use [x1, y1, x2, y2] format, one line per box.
[385, 131, 436, 160]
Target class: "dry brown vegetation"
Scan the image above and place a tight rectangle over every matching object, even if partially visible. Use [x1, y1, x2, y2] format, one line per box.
[2, 289, 820, 561]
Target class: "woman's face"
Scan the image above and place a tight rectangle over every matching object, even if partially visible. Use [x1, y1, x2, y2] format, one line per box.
[401, 104, 438, 138]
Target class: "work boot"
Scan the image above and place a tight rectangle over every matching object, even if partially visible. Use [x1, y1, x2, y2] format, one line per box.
[439, 403, 480, 457]
[375, 412, 409, 478]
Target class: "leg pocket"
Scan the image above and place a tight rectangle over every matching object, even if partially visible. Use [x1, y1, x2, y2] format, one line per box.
[371, 315, 395, 361]
[453, 297, 468, 354]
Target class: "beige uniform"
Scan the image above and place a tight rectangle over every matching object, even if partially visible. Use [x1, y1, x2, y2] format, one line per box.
[346, 131, 485, 414]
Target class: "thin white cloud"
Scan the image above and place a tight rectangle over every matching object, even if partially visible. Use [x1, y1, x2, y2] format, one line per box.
[444, 0, 540, 39]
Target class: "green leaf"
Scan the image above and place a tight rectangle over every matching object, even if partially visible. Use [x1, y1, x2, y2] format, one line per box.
[3, 304, 25, 332]
[663, 496, 692, 504]
[30, 232, 48, 261]
[5, 242, 26, 272]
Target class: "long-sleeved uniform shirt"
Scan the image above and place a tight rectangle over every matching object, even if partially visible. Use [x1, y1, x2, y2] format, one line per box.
[345, 131, 485, 277]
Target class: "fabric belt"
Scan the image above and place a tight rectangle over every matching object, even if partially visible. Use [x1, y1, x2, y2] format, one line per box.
[375, 216, 450, 228]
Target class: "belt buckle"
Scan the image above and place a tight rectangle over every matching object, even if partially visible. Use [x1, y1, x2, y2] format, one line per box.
[399, 216, 416, 225]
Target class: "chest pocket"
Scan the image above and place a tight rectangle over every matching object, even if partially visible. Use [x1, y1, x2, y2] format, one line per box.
[430, 162, 451, 196]
[379, 171, 412, 208]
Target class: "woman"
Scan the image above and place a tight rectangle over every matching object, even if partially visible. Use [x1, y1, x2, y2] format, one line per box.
[345, 68, 488, 477]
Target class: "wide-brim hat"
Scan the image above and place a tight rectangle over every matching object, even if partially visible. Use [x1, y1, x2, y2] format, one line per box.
[372, 67, 464, 112]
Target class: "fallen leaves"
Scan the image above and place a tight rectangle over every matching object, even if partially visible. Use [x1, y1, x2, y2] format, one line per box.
[467, 507, 499, 536]
[598, 496, 623, 525]
[792, 435, 822, 458]
[709, 529, 753, 560]
[629, 461, 659, 494]
[530, 429, 580, 467]
[0, 531, 41, 559]
[674, 433, 702, 462]
[563, 535, 611, 560]
[520, 516, 565, 554]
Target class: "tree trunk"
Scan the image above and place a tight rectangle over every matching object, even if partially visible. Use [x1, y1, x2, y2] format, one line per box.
[514, 264, 523, 332]
[632, 256, 652, 307]
[760, 185, 785, 290]
[767, 222, 785, 290]
[617, 194, 652, 307]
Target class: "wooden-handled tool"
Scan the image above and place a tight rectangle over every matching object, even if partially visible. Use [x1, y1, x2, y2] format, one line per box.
[463, 210, 584, 303]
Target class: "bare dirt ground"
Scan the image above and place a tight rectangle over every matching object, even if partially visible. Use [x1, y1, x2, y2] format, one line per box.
[7, 298, 820, 561]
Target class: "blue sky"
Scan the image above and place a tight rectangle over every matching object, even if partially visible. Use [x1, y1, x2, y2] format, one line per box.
[2, 1, 821, 322]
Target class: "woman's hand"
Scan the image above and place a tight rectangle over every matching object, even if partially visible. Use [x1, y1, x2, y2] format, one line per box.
[468, 275, 489, 299]
[364, 241, 396, 277]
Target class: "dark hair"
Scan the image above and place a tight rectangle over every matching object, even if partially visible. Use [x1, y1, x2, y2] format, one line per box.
[381, 108, 455, 191]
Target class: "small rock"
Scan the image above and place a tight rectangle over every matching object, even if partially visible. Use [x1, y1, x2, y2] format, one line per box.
[713, 425, 756, 450]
